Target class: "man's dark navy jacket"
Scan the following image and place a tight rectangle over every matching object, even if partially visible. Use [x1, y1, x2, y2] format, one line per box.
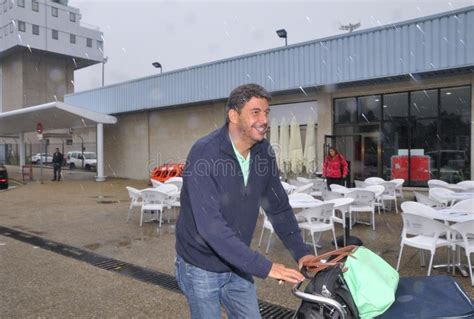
[175, 125, 311, 280]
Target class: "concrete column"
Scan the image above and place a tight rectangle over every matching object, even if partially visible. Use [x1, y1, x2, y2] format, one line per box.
[96, 123, 105, 182]
[19, 132, 25, 171]
[471, 73, 474, 178]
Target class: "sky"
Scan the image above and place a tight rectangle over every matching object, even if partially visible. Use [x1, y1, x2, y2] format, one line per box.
[69, 0, 473, 93]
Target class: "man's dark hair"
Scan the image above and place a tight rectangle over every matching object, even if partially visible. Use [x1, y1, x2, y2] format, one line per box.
[225, 83, 271, 123]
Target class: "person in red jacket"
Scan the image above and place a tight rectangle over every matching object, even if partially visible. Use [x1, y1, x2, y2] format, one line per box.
[323, 147, 348, 188]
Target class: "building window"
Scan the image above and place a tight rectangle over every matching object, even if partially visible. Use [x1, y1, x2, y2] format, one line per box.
[32, 0, 39, 12]
[334, 85, 471, 186]
[4, 27, 7, 36]
[32, 24, 39, 35]
[97, 40, 103, 51]
[52, 29, 58, 40]
[411, 89, 438, 118]
[440, 86, 470, 118]
[9, 0, 13, 9]
[51, 6, 58, 17]
[70, 34, 76, 44]
[18, 20, 26, 32]
[69, 12, 76, 22]
[17, 0, 25, 7]
[4, 3, 7, 12]
[358, 95, 381, 122]
[10, 22, 13, 33]
[383, 93, 408, 120]
[86, 38, 92, 47]
[335, 98, 357, 123]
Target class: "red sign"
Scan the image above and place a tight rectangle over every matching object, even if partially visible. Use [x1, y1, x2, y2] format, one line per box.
[391, 155, 431, 181]
[36, 122, 43, 134]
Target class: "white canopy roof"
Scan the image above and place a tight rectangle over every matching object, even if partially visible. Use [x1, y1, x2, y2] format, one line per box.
[0, 101, 117, 135]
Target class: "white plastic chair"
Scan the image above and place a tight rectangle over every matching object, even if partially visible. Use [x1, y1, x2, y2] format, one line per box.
[354, 180, 370, 188]
[125, 186, 142, 223]
[456, 180, 474, 189]
[156, 183, 180, 222]
[293, 183, 314, 194]
[401, 201, 437, 218]
[298, 202, 337, 255]
[391, 178, 405, 199]
[364, 177, 385, 184]
[414, 191, 444, 209]
[321, 190, 344, 201]
[165, 177, 183, 192]
[257, 209, 274, 254]
[427, 179, 450, 189]
[329, 184, 349, 194]
[288, 192, 318, 202]
[151, 179, 163, 188]
[429, 187, 455, 207]
[364, 184, 385, 214]
[296, 176, 312, 184]
[456, 180, 474, 193]
[451, 220, 474, 286]
[281, 181, 297, 195]
[310, 180, 327, 198]
[346, 190, 376, 230]
[156, 183, 179, 196]
[397, 213, 453, 275]
[140, 188, 168, 227]
[452, 198, 474, 213]
[379, 182, 398, 213]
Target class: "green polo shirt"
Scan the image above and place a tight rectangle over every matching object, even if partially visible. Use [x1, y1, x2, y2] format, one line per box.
[230, 136, 250, 186]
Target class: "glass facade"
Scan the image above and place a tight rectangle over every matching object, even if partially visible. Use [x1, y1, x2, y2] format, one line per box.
[333, 86, 471, 186]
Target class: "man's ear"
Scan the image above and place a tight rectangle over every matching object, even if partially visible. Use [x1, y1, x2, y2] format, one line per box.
[228, 109, 239, 124]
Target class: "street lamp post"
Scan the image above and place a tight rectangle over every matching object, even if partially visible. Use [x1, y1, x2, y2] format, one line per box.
[152, 62, 162, 74]
[102, 56, 108, 87]
[276, 29, 288, 46]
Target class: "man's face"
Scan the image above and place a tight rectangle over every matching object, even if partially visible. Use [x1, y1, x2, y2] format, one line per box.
[232, 97, 269, 146]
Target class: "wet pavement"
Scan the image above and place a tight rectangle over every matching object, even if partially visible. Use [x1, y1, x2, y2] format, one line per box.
[1, 165, 472, 317]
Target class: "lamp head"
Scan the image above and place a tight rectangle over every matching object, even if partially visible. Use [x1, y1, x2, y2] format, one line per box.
[276, 29, 287, 39]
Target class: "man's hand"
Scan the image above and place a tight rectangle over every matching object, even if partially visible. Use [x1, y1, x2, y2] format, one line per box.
[298, 254, 315, 270]
[268, 263, 305, 284]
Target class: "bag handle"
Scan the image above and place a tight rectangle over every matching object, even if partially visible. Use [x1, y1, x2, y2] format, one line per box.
[301, 245, 359, 277]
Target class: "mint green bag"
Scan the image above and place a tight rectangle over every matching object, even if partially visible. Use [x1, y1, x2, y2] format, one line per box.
[342, 246, 399, 319]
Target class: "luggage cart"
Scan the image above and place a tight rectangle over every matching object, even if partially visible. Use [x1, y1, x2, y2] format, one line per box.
[292, 275, 473, 318]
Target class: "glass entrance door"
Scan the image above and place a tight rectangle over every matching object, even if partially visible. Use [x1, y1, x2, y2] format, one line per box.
[324, 133, 381, 185]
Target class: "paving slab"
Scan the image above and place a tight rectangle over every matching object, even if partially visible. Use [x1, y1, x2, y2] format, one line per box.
[0, 236, 189, 318]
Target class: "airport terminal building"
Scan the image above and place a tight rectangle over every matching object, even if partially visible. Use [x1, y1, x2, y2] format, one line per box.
[0, 0, 103, 163]
[65, 6, 474, 186]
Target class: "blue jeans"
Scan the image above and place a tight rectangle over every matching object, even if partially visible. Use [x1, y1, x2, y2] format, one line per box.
[175, 255, 261, 319]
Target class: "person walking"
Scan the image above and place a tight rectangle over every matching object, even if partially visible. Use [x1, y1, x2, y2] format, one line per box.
[52, 148, 63, 181]
[175, 83, 313, 318]
[323, 147, 348, 188]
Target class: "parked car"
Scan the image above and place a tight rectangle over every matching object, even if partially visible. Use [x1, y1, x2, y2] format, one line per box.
[67, 151, 97, 170]
[31, 153, 53, 164]
[0, 164, 8, 189]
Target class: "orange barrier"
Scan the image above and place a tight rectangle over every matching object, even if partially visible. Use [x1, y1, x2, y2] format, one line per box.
[150, 163, 184, 183]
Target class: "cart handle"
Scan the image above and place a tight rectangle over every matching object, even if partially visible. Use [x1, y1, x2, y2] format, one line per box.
[292, 281, 347, 319]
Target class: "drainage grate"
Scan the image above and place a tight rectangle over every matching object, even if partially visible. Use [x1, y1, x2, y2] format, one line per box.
[0, 225, 295, 318]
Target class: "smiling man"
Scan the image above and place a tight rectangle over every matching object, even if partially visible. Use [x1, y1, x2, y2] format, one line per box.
[175, 83, 313, 318]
